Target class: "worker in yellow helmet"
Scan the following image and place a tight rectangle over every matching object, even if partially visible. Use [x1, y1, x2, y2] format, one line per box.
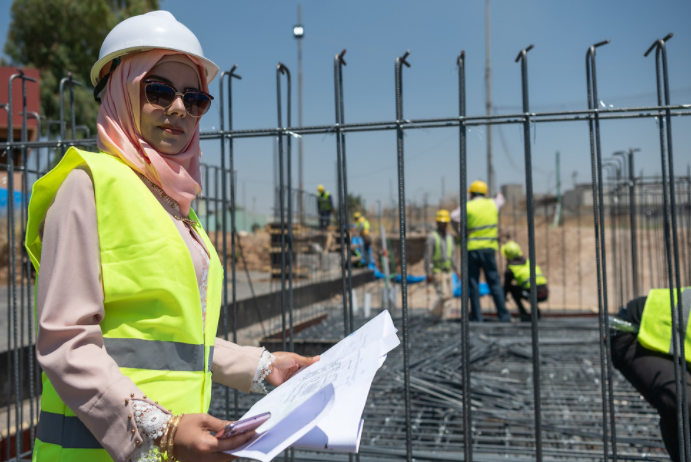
[353, 211, 372, 265]
[451, 180, 511, 322]
[316, 184, 333, 230]
[424, 210, 459, 320]
[500, 241, 548, 321]
[610, 287, 691, 462]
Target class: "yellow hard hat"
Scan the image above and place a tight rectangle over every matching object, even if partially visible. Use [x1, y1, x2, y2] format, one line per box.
[317, 184, 325, 193]
[500, 241, 523, 259]
[436, 209, 450, 223]
[468, 180, 488, 195]
[353, 212, 361, 220]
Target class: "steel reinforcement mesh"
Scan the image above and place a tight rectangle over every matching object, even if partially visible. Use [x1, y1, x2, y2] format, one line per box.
[211, 311, 668, 461]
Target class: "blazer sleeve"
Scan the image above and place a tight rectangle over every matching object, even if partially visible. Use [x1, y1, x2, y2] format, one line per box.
[211, 338, 265, 393]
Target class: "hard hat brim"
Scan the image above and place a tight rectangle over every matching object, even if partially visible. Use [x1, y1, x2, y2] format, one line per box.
[91, 46, 219, 87]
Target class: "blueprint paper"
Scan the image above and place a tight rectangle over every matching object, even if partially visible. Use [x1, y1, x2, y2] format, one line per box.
[235, 310, 400, 456]
[227, 383, 335, 462]
[292, 349, 381, 452]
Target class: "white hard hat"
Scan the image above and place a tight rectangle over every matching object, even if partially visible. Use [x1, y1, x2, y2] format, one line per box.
[90, 10, 219, 88]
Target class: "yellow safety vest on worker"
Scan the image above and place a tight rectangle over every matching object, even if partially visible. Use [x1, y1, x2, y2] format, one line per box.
[358, 217, 371, 236]
[26, 148, 222, 462]
[317, 191, 332, 212]
[432, 231, 454, 273]
[508, 260, 547, 289]
[638, 287, 691, 362]
[467, 197, 498, 251]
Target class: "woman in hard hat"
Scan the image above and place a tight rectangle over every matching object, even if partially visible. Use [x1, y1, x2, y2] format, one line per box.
[500, 241, 548, 321]
[26, 11, 317, 462]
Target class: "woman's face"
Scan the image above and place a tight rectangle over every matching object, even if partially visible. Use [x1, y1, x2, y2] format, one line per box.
[139, 58, 201, 155]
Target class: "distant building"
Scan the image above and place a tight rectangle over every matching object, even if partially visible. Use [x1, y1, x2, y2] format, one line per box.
[563, 183, 593, 209]
[501, 184, 525, 207]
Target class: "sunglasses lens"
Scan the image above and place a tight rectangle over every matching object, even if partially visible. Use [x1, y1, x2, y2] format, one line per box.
[145, 83, 176, 109]
[183, 92, 212, 117]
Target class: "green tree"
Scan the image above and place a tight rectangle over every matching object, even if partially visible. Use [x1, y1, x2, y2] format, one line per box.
[3, 0, 159, 138]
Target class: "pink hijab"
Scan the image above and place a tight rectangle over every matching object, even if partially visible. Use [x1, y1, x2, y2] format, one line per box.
[97, 49, 207, 216]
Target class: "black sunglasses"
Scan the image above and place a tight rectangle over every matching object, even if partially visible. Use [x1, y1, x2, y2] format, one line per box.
[143, 79, 214, 117]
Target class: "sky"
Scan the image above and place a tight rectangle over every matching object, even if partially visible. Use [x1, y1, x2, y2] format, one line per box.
[1, 0, 690, 216]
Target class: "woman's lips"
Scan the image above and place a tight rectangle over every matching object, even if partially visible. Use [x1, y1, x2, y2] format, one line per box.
[159, 125, 184, 135]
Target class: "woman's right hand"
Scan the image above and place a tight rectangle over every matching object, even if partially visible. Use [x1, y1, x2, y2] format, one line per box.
[171, 413, 255, 462]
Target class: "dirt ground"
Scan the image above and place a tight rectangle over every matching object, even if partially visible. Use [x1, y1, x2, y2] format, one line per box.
[207, 230, 271, 272]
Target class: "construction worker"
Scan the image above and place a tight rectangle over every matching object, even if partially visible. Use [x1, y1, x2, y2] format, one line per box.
[424, 210, 458, 320]
[317, 184, 333, 230]
[354, 211, 372, 265]
[500, 241, 548, 321]
[452, 180, 511, 322]
[26, 11, 318, 462]
[610, 288, 691, 462]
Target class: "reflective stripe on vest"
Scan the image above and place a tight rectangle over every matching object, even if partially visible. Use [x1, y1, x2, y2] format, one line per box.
[37, 412, 101, 449]
[638, 288, 691, 361]
[103, 338, 214, 372]
[508, 260, 547, 289]
[467, 198, 498, 251]
[318, 191, 332, 212]
[432, 231, 454, 273]
[26, 148, 222, 459]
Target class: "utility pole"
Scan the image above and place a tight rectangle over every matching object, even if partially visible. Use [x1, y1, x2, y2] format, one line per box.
[552, 151, 561, 228]
[441, 176, 445, 208]
[294, 5, 305, 224]
[485, 0, 494, 195]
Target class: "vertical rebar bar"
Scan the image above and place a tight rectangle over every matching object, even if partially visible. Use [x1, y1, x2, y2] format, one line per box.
[8, 72, 21, 462]
[333, 51, 350, 338]
[337, 54, 355, 336]
[395, 49, 413, 462]
[646, 34, 690, 461]
[277, 64, 288, 353]
[628, 149, 640, 297]
[515, 44, 542, 462]
[586, 40, 618, 462]
[457, 50, 473, 462]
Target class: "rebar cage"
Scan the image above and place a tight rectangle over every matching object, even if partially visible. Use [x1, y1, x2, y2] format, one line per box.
[1, 34, 691, 462]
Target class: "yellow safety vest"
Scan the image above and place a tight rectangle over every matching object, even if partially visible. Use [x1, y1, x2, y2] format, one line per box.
[467, 198, 498, 251]
[508, 259, 547, 289]
[317, 191, 332, 212]
[26, 148, 222, 461]
[358, 217, 370, 236]
[432, 231, 454, 273]
[638, 287, 691, 361]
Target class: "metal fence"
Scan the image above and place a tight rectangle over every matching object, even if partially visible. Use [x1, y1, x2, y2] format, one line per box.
[1, 32, 691, 462]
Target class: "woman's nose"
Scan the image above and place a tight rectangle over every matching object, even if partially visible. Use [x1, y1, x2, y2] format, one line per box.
[166, 94, 187, 117]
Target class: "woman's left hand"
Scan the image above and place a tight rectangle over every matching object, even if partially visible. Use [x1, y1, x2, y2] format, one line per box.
[265, 352, 320, 386]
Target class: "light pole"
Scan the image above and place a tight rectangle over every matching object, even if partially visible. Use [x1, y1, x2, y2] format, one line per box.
[293, 6, 304, 225]
[615, 148, 641, 297]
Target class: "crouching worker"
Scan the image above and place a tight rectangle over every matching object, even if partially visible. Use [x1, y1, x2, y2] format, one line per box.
[611, 287, 691, 462]
[500, 241, 548, 321]
[424, 210, 459, 320]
